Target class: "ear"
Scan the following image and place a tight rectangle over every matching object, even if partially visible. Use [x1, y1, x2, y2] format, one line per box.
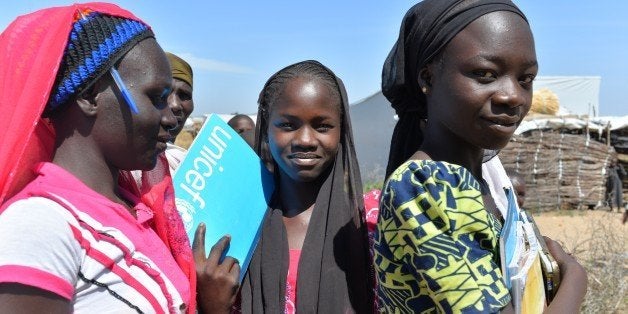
[417, 66, 432, 91]
[75, 81, 102, 117]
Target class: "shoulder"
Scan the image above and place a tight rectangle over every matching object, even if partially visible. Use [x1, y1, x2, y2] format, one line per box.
[0, 196, 81, 250]
[1, 196, 78, 228]
[388, 160, 476, 185]
[0, 196, 82, 298]
[383, 160, 481, 206]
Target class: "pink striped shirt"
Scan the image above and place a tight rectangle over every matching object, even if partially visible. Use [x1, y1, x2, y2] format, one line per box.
[0, 163, 190, 313]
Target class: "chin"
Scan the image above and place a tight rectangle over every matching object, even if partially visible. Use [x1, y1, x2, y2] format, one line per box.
[286, 170, 323, 183]
[481, 137, 512, 151]
[133, 156, 159, 171]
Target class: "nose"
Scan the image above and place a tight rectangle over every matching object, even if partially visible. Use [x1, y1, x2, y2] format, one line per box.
[293, 126, 316, 149]
[492, 77, 528, 108]
[168, 92, 182, 114]
[161, 105, 178, 132]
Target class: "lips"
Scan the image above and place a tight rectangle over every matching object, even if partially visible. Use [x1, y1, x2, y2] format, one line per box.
[483, 115, 520, 126]
[481, 116, 520, 134]
[288, 153, 321, 167]
[156, 133, 172, 152]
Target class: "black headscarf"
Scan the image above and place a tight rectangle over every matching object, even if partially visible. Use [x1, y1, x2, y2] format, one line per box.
[240, 60, 373, 313]
[383, 0, 527, 178]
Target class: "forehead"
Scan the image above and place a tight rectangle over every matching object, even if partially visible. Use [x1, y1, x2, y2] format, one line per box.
[173, 78, 192, 91]
[117, 39, 171, 87]
[442, 11, 536, 65]
[271, 76, 341, 117]
[232, 117, 254, 128]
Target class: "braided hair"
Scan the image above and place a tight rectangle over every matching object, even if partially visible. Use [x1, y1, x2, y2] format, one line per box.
[47, 11, 153, 113]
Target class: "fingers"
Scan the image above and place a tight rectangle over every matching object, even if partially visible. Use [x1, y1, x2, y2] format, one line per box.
[192, 223, 206, 263]
[543, 236, 578, 269]
[220, 256, 240, 273]
[207, 235, 231, 266]
[230, 261, 241, 280]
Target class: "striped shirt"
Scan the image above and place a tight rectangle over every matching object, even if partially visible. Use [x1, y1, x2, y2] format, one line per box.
[0, 163, 190, 313]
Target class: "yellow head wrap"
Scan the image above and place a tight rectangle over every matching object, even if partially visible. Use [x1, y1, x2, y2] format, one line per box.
[166, 52, 193, 88]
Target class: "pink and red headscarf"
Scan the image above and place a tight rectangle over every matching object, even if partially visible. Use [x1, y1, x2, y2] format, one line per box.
[0, 3, 196, 311]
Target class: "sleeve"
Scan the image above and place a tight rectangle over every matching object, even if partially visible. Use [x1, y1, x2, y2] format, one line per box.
[373, 161, 510, 313]
[0, 197, 82, 300]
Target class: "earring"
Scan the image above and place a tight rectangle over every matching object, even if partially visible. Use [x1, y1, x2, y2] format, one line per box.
[421, 86, 428, 94]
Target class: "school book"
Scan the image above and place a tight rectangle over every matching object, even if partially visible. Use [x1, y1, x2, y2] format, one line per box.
[173, 114, 274, 282]
[499, 188, 546, 313]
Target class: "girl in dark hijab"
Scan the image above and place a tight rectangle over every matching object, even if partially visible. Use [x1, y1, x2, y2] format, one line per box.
[375, 0, 587, 313]
[239, 60, 374, 313]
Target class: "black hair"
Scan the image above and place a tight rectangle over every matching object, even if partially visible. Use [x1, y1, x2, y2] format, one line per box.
[228, 114, 255, 126]
[259, 61, 341, 120]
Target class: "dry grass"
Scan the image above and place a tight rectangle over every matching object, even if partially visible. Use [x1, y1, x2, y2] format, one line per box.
[533, 210, 627, 313]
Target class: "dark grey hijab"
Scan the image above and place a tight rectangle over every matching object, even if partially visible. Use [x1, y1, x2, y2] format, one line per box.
[383, 0, 527, 178]
[240, 60, 373, 313]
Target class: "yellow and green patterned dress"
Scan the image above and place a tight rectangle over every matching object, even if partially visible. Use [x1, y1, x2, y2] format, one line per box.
[374, 160, 510, 313]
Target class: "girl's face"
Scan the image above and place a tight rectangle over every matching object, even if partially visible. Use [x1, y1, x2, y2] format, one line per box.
[426, 11, 538, 151]
[93, 39, 176, 171]
[267, 76, 341, 183]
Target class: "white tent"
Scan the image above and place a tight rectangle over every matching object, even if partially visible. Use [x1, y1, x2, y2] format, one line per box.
[534, 76, 601, 117]
[349, 92, 396, 183]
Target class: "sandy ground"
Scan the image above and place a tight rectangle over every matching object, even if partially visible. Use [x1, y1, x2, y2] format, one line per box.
[532, 210, 627, 313]
[532, 210, 627, 255]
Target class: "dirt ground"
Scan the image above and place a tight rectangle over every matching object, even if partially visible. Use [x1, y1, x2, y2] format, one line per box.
[532, 210, 627, 255]
[532, 210, 627, 313]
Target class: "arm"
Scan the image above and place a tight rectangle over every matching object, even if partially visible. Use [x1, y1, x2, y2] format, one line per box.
[543, 237, 587, 313]
[192, 223, 240, 314]
[0, 283, 71, 314]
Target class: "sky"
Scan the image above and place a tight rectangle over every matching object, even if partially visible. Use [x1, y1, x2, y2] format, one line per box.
[1, 1, 627, 117]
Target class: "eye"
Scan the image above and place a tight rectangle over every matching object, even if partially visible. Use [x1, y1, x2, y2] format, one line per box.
[276, 122, 295, 131]
[315, 124, 334, 133]
[519, 74, 536, 89]
[177, 90, 192, 101]
[151, 88, 170, 109]
[473, 70, 497, 83]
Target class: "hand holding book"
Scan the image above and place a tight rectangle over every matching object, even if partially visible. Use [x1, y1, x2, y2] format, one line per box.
[193, 223, 240, 314]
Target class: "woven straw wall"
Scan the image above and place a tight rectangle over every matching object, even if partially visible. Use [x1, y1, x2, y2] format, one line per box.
[500, 130, 616, 211]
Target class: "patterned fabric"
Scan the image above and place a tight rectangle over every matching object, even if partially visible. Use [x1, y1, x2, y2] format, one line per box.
[374, 160, 510, 313]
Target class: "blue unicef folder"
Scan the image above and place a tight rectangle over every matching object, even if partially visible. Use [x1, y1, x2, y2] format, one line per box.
[173, 114, 274, 282]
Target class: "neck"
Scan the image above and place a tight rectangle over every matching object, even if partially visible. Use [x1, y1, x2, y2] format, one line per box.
[52, 136, 121, 204]
[420, 124, 484, 179]
[277, 172, 325, 218]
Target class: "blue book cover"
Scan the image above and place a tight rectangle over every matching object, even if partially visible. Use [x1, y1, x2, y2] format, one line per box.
[500, 187, 521, 289]
[173, 114, 274, 282]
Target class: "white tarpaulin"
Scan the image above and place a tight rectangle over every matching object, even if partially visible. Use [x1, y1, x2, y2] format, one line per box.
[534, 76, 601, 117]
[516, 115, 628, 135]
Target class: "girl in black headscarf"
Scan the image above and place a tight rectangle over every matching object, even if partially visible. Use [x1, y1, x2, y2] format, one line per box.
[239, 60, 373, 313]
[375, 0, 587, 313]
